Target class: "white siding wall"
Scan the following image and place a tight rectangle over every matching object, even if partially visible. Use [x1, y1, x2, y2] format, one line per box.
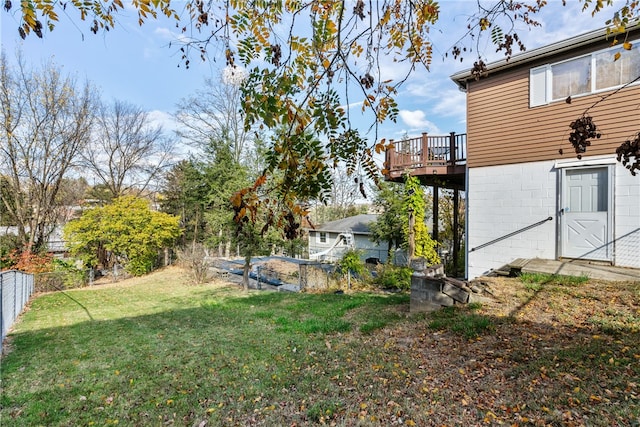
[467, 157, 640, 279]
[615, 167, 640, 268]
[353, 235, 388, 263]
[308, 231, 389, 263]
[467, 161, 557, 279]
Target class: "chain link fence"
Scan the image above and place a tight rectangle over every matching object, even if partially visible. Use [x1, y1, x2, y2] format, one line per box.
[1, 270, 34, 353]
[34, 269, 94, 293]
[298, 262, 340, 291]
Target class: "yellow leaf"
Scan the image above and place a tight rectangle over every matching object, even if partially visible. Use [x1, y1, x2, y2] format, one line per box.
[623, 42, 633, 50]
[614, 52, 621, 61]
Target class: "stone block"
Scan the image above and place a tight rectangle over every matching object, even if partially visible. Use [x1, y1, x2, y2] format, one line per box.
[432, 292, 455, 307]
[412, 276, 442, 293]
[442, 282, 469, 304]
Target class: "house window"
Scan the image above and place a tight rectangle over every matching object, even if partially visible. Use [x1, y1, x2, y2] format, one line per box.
[595, 45, 640, 90]
[551, 56, 591, 100]
[319, 232, 327, 243]
[530, 40, 640, 107]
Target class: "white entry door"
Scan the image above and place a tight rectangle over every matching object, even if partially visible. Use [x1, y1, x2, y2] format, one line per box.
[561, 167, 612, 261]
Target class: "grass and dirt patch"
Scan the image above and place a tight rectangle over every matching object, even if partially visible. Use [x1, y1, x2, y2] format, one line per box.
[1, 267, 639, 426]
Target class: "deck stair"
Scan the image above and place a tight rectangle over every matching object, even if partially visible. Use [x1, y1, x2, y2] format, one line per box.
[493, 258, 530, 277]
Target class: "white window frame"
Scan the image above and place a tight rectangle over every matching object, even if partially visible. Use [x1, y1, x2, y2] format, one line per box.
[319, 232, 327, 243]
[530, 39, 640, 107]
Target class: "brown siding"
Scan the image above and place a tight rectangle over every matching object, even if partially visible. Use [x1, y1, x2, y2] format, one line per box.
[466, 44, 640, 168]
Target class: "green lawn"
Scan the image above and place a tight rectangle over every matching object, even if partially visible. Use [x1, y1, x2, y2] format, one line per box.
[0, 267, 408, 426]
[1, 268, 639, 426]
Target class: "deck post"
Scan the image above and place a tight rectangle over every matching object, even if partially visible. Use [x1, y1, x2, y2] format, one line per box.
[449, 131, 456, 165]
[421, 132, 428, 164]
[452, 188, 459, 277]
[386, 139, 395, 173]
[432, 184, 439, 243]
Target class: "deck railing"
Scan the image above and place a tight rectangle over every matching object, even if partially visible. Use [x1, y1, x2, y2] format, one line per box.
[385, 132, 466, 173]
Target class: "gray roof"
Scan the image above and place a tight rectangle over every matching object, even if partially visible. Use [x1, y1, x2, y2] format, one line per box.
[451, 22, 640, 89]
[311, 214, 378, 234]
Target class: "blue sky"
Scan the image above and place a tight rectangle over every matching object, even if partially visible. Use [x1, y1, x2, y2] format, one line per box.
[1, 1, 619, 149]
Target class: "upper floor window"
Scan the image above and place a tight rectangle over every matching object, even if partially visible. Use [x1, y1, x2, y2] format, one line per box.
[595, 46, 640, 89]
[530, 41, 640, 107]
[551, 56, 591, 100]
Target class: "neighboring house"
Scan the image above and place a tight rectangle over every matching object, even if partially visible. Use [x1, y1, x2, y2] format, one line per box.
[307, 214, 389, 263]
[0, 225, 67, 257]
[451, 25, 640, 279]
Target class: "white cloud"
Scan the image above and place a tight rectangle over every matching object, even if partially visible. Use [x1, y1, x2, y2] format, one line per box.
[153, 26, 188, 43]
[340, 101, 364, 110]
[398, 110, 441, 134]
[147, 109, 178, 133]
[431, 88, 466, 118]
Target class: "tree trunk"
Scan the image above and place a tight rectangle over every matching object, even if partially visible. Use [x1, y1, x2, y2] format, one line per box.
[242, 255, 251, 291]
[408, 209, 415, 266]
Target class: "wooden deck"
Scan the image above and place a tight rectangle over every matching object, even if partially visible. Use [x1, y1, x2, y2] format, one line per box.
[384, 132, 466, 190]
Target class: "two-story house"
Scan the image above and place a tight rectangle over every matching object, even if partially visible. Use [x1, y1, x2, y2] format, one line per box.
[451, 25, 640, 279]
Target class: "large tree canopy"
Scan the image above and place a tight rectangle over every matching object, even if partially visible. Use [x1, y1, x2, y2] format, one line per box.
[6, 0, 639, 236]
[64, 196, 181, 275]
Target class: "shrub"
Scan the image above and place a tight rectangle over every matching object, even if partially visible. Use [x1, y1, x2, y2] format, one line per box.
[64, 196, 181, 276]
[0, 234, 21, 269]
[372, 264, 412, 291]
[339, 249, 366, 277]
[52, 258, 88, 288]
[4, 250, 54, 274]
[177, 244, 212, 284]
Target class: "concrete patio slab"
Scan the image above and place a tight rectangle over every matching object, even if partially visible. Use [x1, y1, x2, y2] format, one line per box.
[518, 258, 640, 282]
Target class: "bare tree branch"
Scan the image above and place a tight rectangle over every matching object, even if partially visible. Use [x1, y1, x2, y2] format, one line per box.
[82, 99, 176, 199]
[0, 51, 95, 251]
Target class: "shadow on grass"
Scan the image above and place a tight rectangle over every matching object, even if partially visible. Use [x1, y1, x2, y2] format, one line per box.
[1, 288, 639, 426]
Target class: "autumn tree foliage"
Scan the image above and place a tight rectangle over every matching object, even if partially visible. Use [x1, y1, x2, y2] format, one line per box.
[64, 196, 181, 276]
[6, 0, 640, 236]
[403, 176, 439, 266]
